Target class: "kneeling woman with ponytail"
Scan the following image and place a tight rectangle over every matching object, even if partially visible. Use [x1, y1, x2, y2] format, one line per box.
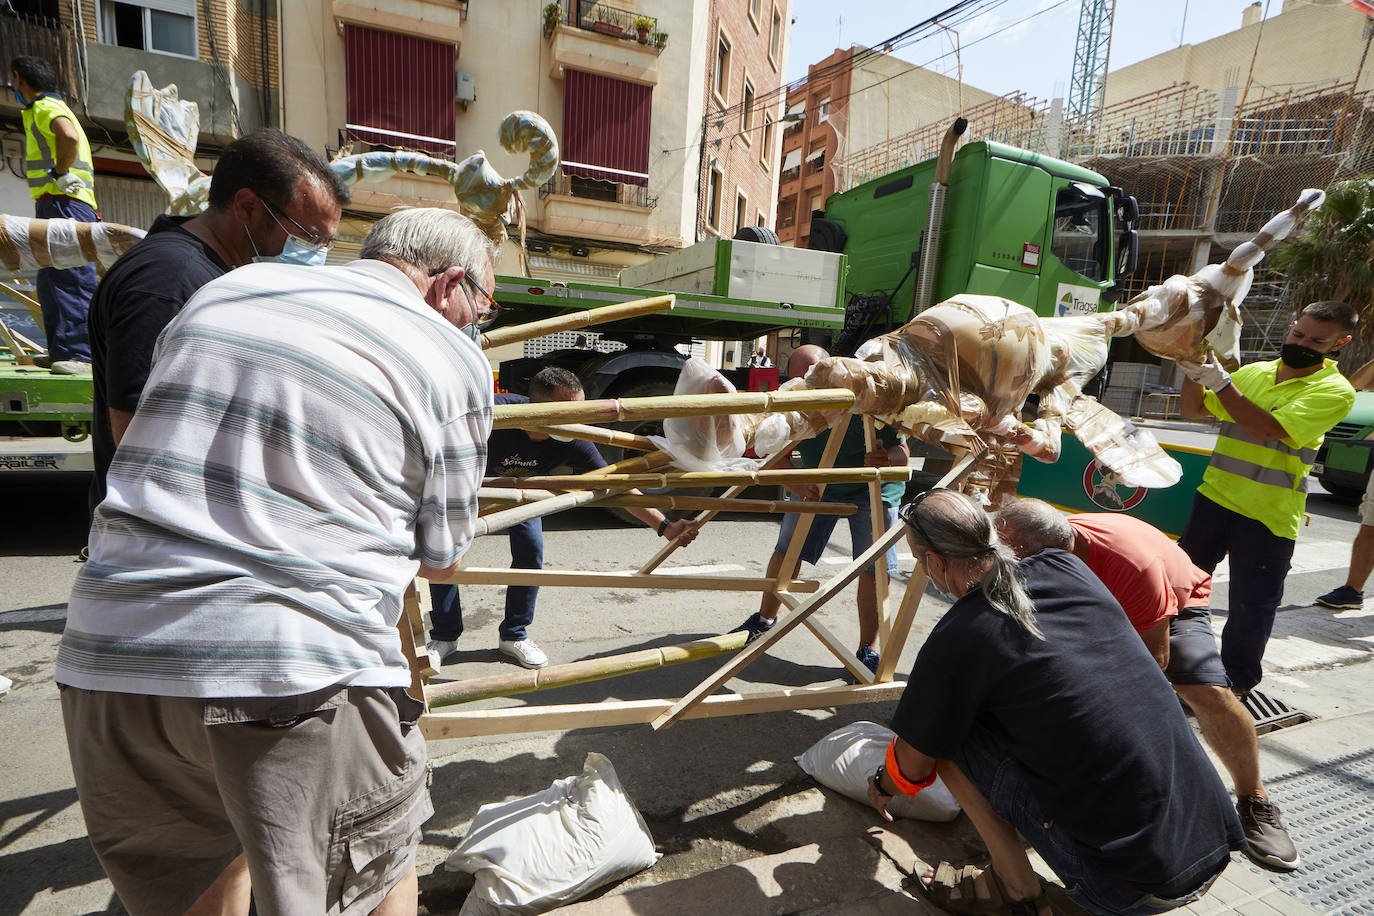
[869, 489, 1243, 916]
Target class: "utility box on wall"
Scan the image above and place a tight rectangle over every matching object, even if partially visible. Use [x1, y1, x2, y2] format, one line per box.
[456, 71, 476, 103]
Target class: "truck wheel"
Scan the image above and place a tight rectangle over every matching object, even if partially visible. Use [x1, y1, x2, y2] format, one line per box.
[602, 379, 718, 525]
[733, 225, 780, 245]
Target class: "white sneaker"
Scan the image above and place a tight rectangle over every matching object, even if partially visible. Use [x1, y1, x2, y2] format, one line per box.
[498, 638, 549, 669]
[425, 639, 459, 670]
[0, 674, 11, 699]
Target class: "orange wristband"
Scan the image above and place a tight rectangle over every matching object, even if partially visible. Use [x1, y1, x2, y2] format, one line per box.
[885, 738, 938, 796]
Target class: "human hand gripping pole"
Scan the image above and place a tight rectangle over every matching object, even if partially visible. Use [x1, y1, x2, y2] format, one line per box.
[1176, 352, 1232, 393]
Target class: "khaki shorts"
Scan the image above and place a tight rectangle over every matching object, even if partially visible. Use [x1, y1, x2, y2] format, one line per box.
[1361, 471, 1374, 526]
[61, 684, 432, 916]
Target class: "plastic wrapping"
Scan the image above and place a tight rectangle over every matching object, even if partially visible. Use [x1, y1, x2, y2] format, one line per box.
[124, 71, 209, 215]
[0, 215, 144, 272]
[747, 376, 846, 458]
[650, 357, 759, 471]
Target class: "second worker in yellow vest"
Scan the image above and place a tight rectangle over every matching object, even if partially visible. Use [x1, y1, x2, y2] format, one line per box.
[1177, 300, 1358, 695]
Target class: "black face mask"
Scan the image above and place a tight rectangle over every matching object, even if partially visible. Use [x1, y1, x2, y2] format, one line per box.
[1279, 343, 1329, 369]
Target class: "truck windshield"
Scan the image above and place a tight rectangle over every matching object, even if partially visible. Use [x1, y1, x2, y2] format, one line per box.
[1051, 185, 1108, 282]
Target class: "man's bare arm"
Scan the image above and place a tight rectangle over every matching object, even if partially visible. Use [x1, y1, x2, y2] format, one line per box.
[1212, 383, 1291, 442]
[50, 116, 80, 174]
[418, 560, 461, 581]
[1179, 378, 1209, 419]
[110, 408, 134, 446]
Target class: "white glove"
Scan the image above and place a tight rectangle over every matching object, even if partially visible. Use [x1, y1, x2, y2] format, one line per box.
[55, 171, 85, 194]
[1177, 352, 1232, 392]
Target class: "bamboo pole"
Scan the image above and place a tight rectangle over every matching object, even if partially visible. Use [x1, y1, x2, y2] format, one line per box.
[491, 388, 856, 428]
[474, 489, 612, 536]
[0, 280, 44, 324]
[425, 632, 747, 707]
[526, 424, 657, 452]
[775, 413, 851, 637]
[637, 436, 805, 575]
[479, 466, 910, 492]
[479, 294, 675, 350]
[435, 568, 820, 593]
[477, 488, 856, 515]
[863, 417, 892, 652]
[583, 449, 675, 476]
[0, 317, 34, 366]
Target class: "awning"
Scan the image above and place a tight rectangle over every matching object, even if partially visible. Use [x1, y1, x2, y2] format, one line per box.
[344, 25, 455, 154]
[562, 69, 652, 186]
[805, 148, 825, 164]
[782, 149, 801, 171]
[785, 99, 804, 118]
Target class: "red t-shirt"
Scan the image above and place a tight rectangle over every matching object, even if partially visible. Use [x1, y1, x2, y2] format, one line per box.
[1067, 514, 1212, 633]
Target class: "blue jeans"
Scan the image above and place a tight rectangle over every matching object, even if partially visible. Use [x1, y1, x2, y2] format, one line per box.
[773, 492, 899, 576]
[34, 195, 98, 363]
[954, 728, 1228, 915]
[428, 517, 542, 643]
[1177, 493, 1295, 693]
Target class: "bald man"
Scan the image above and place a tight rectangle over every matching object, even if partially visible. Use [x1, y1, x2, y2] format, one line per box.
[730, 345, 908, 674]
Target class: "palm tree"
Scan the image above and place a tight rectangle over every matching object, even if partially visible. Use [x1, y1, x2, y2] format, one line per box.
[1271, 178, 1374, 372]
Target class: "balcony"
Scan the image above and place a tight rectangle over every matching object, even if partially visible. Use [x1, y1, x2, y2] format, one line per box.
[546, 0, 662, 85]
[539, 171, 657, 243]
[0, 14, 80, 104]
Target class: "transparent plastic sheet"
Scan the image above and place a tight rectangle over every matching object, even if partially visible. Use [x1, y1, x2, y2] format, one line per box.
[746, 377, 846, 458]
[649, 357, 760, 472]
[124, 71, 209, 215]
[0, 215, 144, 272]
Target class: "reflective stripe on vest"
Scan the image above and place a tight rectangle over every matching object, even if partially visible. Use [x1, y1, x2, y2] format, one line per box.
[1208, 452, 1308, 492]
[1216, 422, 1318, 464]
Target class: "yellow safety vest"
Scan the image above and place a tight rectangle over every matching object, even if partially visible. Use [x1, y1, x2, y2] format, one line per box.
[1199, 358, 1355, 540]
[22, 94, 97, 209]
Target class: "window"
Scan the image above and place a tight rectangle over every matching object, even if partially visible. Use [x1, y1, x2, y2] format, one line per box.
[707, 162, 723, 229]
[756, 210, 767, 228]
[741, 79, 755, 136]
[780, 148, 801, 182]
[809, 194, 822, 216]
[561, 69, 653, 186]
[569, 176, 617, 202]
[778, 194, 797, 228]
[816, 95, 831, 124]
[760, 114, 774, 167]
[714, 33, 731, 102]
[1051, 184, 1109, 282]
[344, 25, 456, 154]
[736, 191, 748, 234]
[769, 8, 782, 66]
[749, 0, 762, 30]
[100, 0, 197, 58]
[806, 146, 825, 174]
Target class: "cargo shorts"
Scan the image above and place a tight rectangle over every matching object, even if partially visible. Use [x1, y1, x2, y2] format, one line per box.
[60, 684, 432, 916]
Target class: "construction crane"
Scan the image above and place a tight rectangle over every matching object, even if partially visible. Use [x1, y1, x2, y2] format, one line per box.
[1067, 0, 1116, 122]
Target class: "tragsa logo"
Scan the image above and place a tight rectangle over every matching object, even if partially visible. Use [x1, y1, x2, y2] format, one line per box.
[1081, 459, 1146, 511]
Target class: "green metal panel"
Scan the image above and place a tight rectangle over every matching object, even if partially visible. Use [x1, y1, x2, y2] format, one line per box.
[1016, 433, 1211, 538]
[940, 153, 1053, 304]
[0, 364, 94, 427]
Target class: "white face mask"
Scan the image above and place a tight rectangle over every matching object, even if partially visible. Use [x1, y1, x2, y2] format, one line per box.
[925, 555, 959, 602]
[548, 433, 574, 442]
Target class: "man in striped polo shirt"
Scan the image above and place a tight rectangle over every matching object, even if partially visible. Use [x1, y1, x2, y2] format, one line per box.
[1177, 300, 1357, 697]
[56, 208, 496, 915]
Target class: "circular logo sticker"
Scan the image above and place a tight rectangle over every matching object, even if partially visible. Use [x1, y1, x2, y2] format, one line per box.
[1082, 459, 1146, 511]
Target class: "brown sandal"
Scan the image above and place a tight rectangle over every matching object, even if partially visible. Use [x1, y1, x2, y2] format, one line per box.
[918, 862, 1055, 916]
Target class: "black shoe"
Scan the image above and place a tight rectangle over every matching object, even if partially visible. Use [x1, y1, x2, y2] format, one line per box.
[856, 645, 880, 674]
[1315, 584, 1363, 610]
[730, 612, 776, 642]
[1236, 795, 1299, 871]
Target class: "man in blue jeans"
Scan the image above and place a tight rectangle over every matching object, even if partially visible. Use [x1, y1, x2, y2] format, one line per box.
[12, 55, 100, 373]
[731, 345, 907, 673]
[426, 367, 699, 669]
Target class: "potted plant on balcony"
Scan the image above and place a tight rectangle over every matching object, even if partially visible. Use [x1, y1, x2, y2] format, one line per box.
[651, 30, 668, 50]
[590, 5, 623, 37]
[542, 1, 560, 39]
[633, 15, 654, 44]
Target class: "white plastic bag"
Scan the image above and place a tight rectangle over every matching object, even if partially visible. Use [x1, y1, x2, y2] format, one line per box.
[651, 357, 760, 472]
[796, 721, 961, 822]
[446, 752, 660, 915]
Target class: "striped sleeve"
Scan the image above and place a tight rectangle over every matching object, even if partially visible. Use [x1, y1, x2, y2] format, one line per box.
[416, 407, 490, 569]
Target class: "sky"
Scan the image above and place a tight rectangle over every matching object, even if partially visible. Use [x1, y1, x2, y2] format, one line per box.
[784, 0, 1269, 100]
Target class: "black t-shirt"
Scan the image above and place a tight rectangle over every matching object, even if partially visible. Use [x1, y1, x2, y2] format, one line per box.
[88, 215, 229, 514]
[893, 550, 1243, 891]
[488, 393, 607, 477]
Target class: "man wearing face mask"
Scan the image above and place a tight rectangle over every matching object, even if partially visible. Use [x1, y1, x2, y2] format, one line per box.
[57, 207, 495, 915]
[1177, 299, 1358, 695]
[425, 366, 700, 670]
[85, 129, 348, 521]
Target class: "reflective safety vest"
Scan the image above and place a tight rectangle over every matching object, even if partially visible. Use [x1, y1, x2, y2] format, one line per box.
[1198, 358, 1355, 540]
[22, 94, 97, 209]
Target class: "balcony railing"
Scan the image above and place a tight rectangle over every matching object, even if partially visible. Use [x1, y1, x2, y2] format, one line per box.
[1, 13, 81, 104]
[541, 171, 658, 209]
[546, 0, 662, 47]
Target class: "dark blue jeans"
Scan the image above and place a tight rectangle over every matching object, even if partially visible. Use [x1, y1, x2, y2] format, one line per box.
[1177, 492, 1295, 693]
[954, 728, 1228, 915]
[34, 195, 98, 363]
[428, 517, 543, 643]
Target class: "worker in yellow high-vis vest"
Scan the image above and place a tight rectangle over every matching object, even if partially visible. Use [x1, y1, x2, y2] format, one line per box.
[10, 55, 98, 374]
[1177, 300, 1358, 696]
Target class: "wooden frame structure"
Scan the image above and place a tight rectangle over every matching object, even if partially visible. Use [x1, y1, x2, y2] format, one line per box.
[409, 388, 978, 741]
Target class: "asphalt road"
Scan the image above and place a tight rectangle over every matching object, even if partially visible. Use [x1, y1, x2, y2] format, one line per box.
[0, 462, 1367, 915]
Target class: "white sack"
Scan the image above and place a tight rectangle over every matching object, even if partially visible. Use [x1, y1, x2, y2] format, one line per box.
[446, 752, 660, 915]
[796, 721, 961, 822]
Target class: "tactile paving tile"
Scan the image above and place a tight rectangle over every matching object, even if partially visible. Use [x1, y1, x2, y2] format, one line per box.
[1266, 747, 1374, 913]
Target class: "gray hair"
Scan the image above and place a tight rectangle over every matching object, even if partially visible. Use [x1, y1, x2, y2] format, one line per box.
[360, 208, 496, 277]
[993, 498, 1073, 556]
[903, 490, 1042, 639]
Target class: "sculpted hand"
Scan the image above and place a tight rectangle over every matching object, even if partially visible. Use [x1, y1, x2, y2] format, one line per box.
[1177, 352, 1232, 392]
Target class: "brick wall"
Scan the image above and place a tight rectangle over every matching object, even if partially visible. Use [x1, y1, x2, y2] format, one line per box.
[775, 46, 849, 246]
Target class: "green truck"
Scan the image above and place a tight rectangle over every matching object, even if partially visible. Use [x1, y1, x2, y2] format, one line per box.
[1313, 391, 1374, 504]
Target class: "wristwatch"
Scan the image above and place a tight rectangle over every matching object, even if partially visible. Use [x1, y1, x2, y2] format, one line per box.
[657, 518, 670, 537]
[872, 766, 890, 797]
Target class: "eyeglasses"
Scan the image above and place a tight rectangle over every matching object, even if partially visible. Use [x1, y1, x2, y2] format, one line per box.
[428, 267, 496, 311]
[898, 488, 943, 554]
[259, 196, 333, 251]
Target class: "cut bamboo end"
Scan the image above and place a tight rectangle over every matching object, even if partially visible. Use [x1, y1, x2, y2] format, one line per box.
[425, 631, 747, 708]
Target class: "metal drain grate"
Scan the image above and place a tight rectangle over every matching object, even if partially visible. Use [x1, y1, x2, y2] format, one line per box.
[1266, 746, 1374, 913]
[1241, 688, 1313, 735]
